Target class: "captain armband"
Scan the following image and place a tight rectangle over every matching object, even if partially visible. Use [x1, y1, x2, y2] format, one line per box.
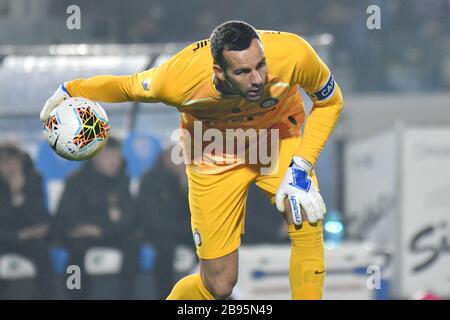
[308, 74, 335, 102]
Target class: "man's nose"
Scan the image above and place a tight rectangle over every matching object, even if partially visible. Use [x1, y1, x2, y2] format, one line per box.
[250, 70, 262, 86]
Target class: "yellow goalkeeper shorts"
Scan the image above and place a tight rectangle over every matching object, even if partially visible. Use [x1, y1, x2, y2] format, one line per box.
[186, 135, 319, 259]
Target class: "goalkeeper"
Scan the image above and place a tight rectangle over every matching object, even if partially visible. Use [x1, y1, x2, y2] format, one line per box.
[41, 21, 343, 300]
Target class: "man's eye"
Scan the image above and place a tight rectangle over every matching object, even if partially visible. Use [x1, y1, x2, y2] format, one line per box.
[235, 70, 250, 75]
[257, 62, 266, 69]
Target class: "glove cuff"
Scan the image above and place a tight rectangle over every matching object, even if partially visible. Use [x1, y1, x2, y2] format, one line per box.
[290, 156, 313, 172]
[61, 82, 71, 97]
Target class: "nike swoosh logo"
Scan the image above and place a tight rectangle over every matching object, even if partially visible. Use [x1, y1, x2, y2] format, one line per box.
[51, 136, 59, 150]
[315, 270, 325, 274]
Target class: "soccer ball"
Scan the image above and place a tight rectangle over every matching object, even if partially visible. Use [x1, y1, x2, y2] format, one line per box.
[43, 97, 110, 161]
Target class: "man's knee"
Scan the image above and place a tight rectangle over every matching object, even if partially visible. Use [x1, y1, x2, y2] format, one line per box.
[200, 251, 238, 299]
[202, 274, 236, 299]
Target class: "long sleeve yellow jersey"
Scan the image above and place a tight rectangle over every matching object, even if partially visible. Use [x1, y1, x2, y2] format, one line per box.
[66, 31, 343, 174]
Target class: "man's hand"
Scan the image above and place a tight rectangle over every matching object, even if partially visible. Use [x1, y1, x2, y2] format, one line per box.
[39, 83, 70, 123]
[275, 156, 326, 226]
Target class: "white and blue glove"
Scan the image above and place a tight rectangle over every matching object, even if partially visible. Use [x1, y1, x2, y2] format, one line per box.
[40, 83, 71, 123]
[275, 156, 326, 226]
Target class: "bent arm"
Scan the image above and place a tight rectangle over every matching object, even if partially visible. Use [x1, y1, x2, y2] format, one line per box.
[296, 83, 343, 166]
[291, 35, 344, 166]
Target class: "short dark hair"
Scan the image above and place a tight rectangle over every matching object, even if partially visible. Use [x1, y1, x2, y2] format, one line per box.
[0, 142, 37, 177]
[210, 20, 260, 69]
[0, 143, 23, 160]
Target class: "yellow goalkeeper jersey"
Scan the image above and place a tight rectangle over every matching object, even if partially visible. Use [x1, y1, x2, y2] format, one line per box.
[66, 31, 343, 174]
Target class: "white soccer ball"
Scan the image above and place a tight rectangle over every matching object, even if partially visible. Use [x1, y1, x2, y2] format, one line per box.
[43, 97, 110, 161]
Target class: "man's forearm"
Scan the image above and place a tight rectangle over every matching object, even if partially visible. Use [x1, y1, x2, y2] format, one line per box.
[65, 74, 139, 102]
[295, 84, 344, 166]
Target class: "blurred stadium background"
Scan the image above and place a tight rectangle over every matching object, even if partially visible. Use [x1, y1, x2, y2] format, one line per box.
[0, 0, 449, 300]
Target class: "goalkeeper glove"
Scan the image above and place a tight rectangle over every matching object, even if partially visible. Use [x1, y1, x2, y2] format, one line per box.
[275, 156, 326, 226]
[40, 83, 71, 123]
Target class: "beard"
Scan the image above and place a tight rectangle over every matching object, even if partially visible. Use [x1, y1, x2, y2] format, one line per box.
[224, 78, 264, 102]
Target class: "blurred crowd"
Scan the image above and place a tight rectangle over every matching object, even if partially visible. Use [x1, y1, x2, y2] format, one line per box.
[0, 138, 288, 299]
[1, 0, 448, 92]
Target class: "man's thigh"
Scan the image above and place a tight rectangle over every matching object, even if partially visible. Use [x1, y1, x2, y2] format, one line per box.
[186, 165, 257, 260]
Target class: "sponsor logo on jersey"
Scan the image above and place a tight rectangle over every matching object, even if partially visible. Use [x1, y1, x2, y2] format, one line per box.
[260, 98, 279, 108]
[193, 40, 209, 52]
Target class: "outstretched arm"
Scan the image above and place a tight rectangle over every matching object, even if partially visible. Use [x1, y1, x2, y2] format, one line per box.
[40, 68, 161, 122]
[65, 68, 160, 103]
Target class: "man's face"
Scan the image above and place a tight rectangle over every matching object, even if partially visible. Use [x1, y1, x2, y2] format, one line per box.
[92, 147, 123, 178]
[0, 155, 22, 180]
[215, 38, 268, 102]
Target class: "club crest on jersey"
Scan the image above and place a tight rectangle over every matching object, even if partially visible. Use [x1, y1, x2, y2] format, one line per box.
[193, 230, 202, 247]
[260, 98, 279, 108]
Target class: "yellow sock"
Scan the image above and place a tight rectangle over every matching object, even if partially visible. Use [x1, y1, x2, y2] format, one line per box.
[166, 273, 215, 300]
[288, 222, 326, 300]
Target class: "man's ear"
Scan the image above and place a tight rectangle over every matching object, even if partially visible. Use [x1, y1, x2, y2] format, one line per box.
[213, 63, 226, 81]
